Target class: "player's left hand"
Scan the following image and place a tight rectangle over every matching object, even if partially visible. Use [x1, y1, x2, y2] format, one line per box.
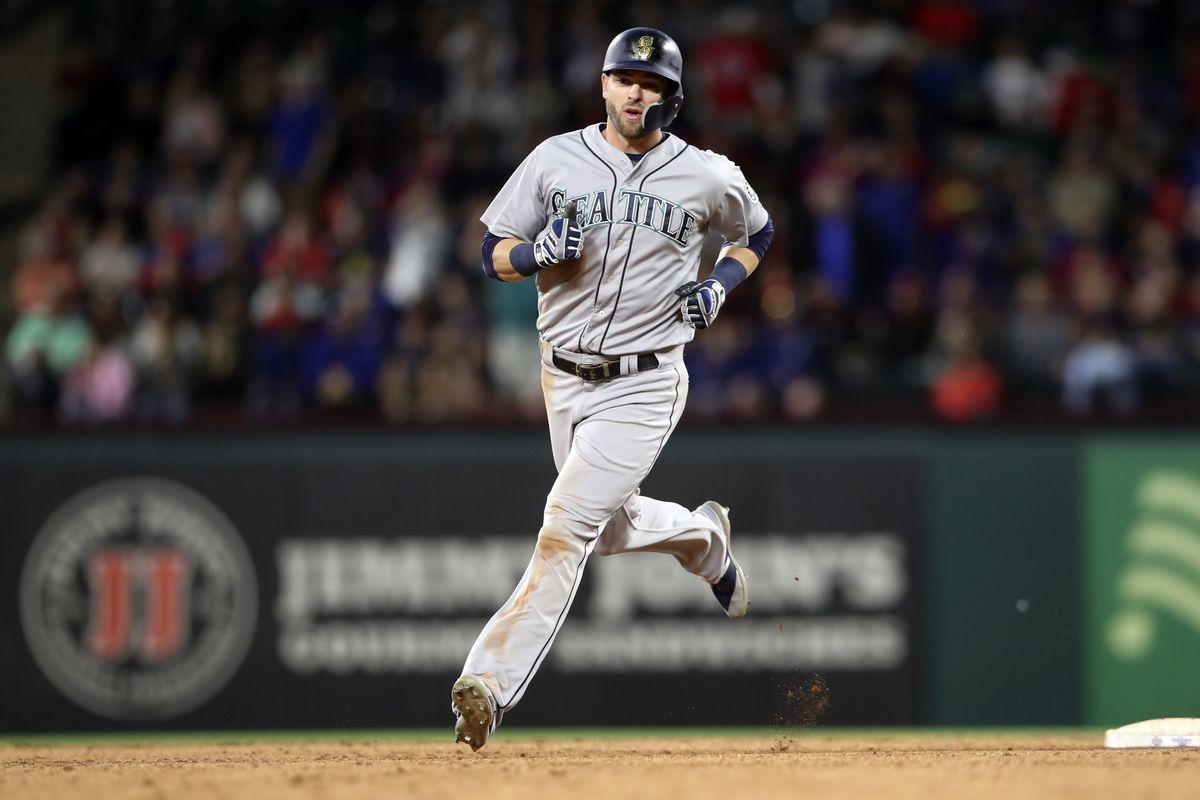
[675, 279, 726, 329]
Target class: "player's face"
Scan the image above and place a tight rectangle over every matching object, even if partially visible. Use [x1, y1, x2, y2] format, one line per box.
[602, 70, 668, 139]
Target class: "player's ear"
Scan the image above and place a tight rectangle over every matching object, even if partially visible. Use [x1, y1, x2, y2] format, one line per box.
[600, 72, 608, 99]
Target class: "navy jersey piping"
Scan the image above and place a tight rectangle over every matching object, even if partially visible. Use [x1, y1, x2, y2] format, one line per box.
[576, 129, 619, 353]
[597, 145, 691, 353]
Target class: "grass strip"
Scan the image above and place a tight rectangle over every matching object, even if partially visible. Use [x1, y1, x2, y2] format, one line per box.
[0, 726, 1102, 748]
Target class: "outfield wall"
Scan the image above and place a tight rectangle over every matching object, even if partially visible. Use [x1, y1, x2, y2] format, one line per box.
[1, 430, 1194, 730]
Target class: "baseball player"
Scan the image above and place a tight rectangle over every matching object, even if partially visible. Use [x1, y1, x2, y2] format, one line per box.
[452, 26, 774, 750]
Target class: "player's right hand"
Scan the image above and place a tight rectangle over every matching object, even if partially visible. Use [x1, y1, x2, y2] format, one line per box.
[533, 204, 583, 269]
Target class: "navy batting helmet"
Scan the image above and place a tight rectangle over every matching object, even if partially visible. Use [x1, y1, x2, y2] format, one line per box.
[602, 27, 684, 131]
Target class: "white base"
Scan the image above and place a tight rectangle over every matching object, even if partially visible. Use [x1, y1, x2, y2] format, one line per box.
[1105, 718, 1200, 748]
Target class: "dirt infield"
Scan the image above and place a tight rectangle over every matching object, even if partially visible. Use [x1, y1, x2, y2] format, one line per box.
[3, 733, 1199, 800]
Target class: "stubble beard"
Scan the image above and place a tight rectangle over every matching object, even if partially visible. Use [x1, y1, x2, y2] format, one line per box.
[606, 97, 645, 140]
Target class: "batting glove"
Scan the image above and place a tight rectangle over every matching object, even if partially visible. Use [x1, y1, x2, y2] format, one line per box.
[533, 214, 584, 269]
[675, 279, 726, 329]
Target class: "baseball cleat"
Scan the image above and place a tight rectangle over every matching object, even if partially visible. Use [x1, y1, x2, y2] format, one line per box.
[700, 501, 749, 620]
[451, 674, 498, 752]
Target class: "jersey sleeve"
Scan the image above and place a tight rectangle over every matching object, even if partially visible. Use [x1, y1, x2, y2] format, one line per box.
[708, 156, 770, 247]
[479, 147, 547, 241]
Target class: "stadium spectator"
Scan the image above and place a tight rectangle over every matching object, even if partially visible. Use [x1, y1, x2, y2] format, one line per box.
[58, 294, 134, 426]
[79, 215, 140, 299]
[7, 285, 91, 412]
[1003, 271, 1071, 393]
[130, 293, 202, 424]
[1062, 324, 1140, 416]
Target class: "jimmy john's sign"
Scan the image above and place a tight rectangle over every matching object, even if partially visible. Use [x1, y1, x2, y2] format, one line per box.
[1, 444, 920, 728]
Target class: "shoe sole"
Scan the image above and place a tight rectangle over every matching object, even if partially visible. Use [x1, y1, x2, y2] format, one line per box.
[702, 501, 749, 620]
[725, 557, 749, 620]
[451, 675, 494, 752]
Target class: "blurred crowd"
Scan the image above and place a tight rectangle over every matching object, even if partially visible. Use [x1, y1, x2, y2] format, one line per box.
[7, 0, 1200, 427]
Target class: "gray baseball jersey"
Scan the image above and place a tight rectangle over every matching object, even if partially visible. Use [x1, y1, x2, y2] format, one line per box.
[480, 123, 769, 355]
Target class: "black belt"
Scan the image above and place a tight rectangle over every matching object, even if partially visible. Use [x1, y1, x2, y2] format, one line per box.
[552, 352, 659, 382]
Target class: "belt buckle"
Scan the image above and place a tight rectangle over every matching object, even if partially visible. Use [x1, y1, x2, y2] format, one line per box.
[575, 360, 612, 382]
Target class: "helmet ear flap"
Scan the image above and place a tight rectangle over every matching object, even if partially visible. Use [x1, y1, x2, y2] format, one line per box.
[642, 91, 684, 132]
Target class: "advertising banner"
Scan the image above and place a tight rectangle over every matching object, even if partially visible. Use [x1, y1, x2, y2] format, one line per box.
[1085, 442, 1200, 725]
[0, 436, 921, 730]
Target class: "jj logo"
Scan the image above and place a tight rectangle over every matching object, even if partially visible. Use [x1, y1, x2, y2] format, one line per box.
[86, 547, 192, 663]
[21, 478, 257, 720]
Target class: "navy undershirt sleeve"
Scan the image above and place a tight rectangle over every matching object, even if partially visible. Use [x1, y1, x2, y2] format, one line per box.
[744, 217, 774, 261]
[481, 232, 504, 280]
[482, 231, 540, 278]
[710, 218, 774, 294]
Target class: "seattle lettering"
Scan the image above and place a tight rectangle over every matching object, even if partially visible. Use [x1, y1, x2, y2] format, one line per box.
[550, 188, 698, 246]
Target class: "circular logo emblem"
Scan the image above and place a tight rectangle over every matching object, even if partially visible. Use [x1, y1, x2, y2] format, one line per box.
[20, 478, 257, 720]
[633, 34, 655, 61]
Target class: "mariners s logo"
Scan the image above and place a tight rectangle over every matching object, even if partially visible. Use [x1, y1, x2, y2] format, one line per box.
[633, 35, 654, 60]
[20, 478, 257, 720]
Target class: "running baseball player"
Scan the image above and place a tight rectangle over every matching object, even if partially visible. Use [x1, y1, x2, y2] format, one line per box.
[452, 26, 774, 750]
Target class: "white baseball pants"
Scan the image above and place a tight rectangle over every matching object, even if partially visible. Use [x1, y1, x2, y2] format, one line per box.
[461, 342, 730, 712]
